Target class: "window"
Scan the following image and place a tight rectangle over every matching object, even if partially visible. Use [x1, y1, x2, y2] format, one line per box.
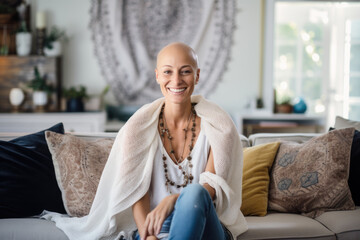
[346, 19, 360, 120]
[263, 0, 360, 124]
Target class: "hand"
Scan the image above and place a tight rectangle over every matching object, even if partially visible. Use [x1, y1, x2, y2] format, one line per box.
[145, 236, 158, 240]
[142, 194, 179, 239]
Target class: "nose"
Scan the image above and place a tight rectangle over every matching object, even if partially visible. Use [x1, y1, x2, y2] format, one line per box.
[173, 72, 181, 85]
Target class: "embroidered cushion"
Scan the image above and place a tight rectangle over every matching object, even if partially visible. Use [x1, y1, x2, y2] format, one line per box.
[241, 142, 280, 216]
[268, 128, 356, 218]
[45, 131, 114, 217]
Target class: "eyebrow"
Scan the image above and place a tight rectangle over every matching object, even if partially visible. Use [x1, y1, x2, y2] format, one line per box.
[160, 65, 193, 69]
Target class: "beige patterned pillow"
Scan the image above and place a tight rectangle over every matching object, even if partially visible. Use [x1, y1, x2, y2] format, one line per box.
[45, 131, 114, 217]
[268, 128, 355, 218]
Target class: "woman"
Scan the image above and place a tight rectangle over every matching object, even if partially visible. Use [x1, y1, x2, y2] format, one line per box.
[42, 43, 247, 240]
[131, 42, 246, 239]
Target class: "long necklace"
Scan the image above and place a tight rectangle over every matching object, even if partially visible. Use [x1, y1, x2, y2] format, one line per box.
[159, 104, 196, 190]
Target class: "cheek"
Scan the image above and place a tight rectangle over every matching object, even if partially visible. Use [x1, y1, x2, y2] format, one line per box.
[158, 77, 170, 88]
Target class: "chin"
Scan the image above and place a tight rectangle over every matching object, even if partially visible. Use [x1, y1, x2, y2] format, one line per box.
[165, 93, 192, 105]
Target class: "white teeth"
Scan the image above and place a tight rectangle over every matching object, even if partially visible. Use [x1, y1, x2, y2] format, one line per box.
[169, 88, 186, 93]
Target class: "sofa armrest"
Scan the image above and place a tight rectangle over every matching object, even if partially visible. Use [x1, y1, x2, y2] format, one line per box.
[0, 132, 118, 141]
[249, 133, 320, 146]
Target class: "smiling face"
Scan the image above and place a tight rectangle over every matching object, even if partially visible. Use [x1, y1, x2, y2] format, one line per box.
[155, 43, 200, 105]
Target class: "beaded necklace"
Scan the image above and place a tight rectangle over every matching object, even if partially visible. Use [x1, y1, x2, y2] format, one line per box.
[159, 104, 196, 191]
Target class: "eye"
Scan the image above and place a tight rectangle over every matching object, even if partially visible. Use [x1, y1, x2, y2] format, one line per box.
[181, 69, 192, 75]
[163, 70, 172, 74]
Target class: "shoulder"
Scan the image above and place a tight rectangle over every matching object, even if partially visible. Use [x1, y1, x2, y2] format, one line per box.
[121, 98, 164, 140]
[192, 95, 233, 126]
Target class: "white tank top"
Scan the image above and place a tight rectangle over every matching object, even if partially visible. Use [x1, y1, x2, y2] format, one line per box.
[150, 123, 210, 210]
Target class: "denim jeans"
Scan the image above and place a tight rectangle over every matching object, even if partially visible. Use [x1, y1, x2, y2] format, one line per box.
[133, 184, 230, 240]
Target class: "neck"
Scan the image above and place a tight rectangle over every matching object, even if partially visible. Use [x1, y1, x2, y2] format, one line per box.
[163, 100, 192, 128]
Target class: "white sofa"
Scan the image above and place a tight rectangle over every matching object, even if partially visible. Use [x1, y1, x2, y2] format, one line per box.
[0, 132, 359, 240]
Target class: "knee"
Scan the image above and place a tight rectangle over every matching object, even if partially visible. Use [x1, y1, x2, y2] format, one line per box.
[178, 184, 211, 206]
[182, 183, 207, 196]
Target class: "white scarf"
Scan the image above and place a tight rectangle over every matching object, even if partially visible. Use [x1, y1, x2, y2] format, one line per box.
[42, 95, 248, 239]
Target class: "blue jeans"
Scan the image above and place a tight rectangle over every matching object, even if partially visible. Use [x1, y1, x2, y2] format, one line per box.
[133, 184, 230, 240]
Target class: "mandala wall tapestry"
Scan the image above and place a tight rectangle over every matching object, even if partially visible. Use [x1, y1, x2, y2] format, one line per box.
[89, 0, 236, 105]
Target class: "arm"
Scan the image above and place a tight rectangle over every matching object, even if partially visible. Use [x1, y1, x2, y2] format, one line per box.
[143, 194, 179, 238]
[132, 191, 178, 239]
[132, 192, 157, 240]
[202, 148, 216, 200]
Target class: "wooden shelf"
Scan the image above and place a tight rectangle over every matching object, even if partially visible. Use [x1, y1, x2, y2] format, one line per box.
[236, 112, 325, 137]
[0, 56, 62, 112]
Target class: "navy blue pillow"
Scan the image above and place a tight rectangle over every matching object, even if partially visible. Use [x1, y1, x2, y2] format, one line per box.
[349, 130, 360, 206]
[0, 123, 66, 218]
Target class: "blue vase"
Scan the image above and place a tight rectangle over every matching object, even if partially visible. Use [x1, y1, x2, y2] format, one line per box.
[293, 97, 307, 114]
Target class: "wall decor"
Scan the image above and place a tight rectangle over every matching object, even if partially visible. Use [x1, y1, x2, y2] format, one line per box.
[89, 0, 236, 105]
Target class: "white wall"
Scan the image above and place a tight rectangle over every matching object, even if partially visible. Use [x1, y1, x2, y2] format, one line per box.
[209, 0, 263, 112]
[30, 0, 263, 113]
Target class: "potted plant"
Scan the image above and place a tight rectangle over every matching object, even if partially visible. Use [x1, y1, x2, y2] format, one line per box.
[276, 95, 293, 114]
[63, 85, 88, 112]
[27, 66, 54, 111]
[44, 26, 67, 57]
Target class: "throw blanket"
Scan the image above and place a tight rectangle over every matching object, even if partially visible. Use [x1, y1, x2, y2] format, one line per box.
[42, 95, 248, 239]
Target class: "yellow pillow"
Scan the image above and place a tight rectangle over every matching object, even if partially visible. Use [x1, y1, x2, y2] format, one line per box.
[241, 142, 280, 216]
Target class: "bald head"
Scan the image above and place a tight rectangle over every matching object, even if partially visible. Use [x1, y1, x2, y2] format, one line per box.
[156, 42, 199, 69]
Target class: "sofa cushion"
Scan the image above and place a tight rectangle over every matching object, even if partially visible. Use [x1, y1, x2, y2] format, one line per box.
[238, 213, 335, 240]
[0, 218, 68, 240]
[334, 116, 360, 131]
[0, 123, 66, 218]
[349, 130, 360, 205]
[268, 128, 355, 218]
[241, 142, 280, 216]
[45, 131, 114, 217]
[316, 207, 360, 240]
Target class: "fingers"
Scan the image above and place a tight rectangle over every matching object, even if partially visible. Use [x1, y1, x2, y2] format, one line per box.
[144, 212, 155, 237]
[155, 215, 164, 236]
[148, 215, 155, 236]
[144, 210, 166, 238]
[142, 217, 149, 240]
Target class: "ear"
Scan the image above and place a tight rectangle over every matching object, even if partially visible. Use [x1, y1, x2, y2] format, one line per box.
[195, 68, 200, 85]
[155, 69, 159, 84]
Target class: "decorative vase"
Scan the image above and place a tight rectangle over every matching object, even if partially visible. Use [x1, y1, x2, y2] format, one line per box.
[9, 88, 25, 112]
[44, 41, 62, 56]
[16, 32, 32, 56]
[85, 96, 101, 111]
[66, 98, 84, 112]
[33, 91, 48, 111]
[293, 97, 307, 114]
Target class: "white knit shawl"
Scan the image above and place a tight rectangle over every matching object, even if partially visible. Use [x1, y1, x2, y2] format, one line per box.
[42, 95, 248, 239]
